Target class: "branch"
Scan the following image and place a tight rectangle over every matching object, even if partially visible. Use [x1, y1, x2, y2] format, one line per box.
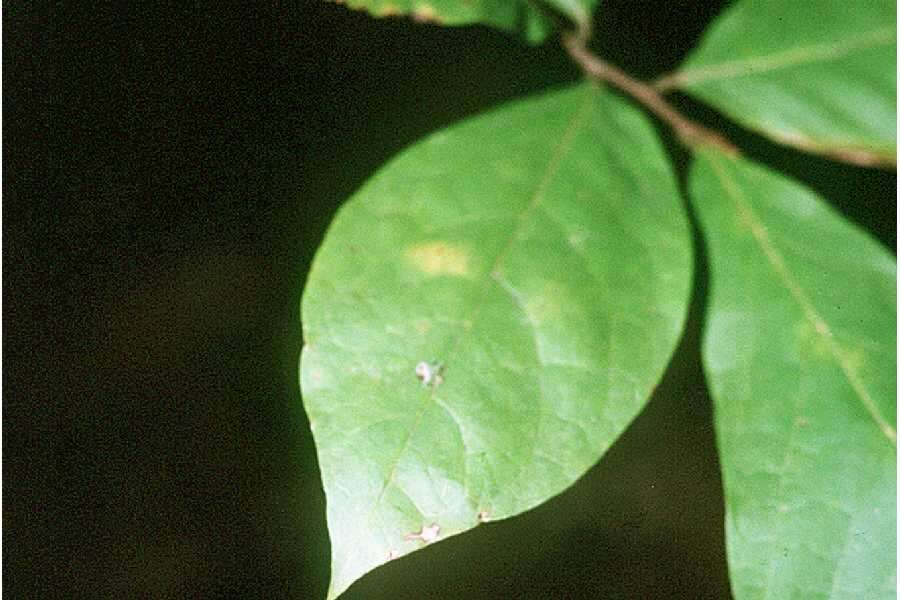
[562, 32, 739, 157]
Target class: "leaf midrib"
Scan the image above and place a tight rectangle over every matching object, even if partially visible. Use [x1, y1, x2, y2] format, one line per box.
[706, 153, 897, 448]
[669, 26, 895, 89]
[371, 85, 600, 516]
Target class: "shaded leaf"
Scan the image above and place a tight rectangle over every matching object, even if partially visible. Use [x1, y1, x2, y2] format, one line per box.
[300, 83, 692, 598]
[690, 151, 896, 599]
[329, 0, 597, 43]
[664, 0, 896, 166]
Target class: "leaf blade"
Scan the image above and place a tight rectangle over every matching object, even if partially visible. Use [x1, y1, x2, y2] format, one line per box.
[668, 0, 896, 166]
[690, 151, 896, 598]
[300, 83, 693, 598]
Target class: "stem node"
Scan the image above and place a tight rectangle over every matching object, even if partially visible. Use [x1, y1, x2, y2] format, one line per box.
[562, 32, 739, 157]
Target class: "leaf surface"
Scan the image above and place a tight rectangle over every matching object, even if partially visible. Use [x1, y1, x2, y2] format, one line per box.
[666, 0, 896, 166]
[690, 152, 896, 599]
[330, 0, 597, 43]
[300, 83, 692, 598]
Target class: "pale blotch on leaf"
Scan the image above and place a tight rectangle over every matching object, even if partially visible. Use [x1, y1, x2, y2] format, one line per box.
[406, 241, 470, 277]
[412, 4, 441, 23]
[794, 319, 866, 373]
[404, 523, 440, 544]
[524, 282, 565, 324]
[567, 230, 588, 249]
[377, 3, 401, 16]
[794, 319, 832, 360]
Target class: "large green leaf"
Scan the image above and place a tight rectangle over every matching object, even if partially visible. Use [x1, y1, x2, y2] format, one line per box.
[664, 0, 896, 166]
[330, 0, 597, 43]
[690, 152, 896, 599]
[300, 83, 692, 598]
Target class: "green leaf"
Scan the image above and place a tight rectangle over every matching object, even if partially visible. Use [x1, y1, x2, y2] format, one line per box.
[330, 0, 597, 43]
[690, 152, 896, 599]
[300, 83, 692, 599]
[664, 0, 896, 167]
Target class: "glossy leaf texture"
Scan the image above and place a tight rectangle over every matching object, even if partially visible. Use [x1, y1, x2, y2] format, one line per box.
[329, 0, 597, 43]
[300, 83, 692, 599]
[690, 152, 896, 599]
[664, 0, 896, 167]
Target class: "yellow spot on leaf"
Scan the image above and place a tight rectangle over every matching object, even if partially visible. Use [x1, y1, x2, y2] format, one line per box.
[412, 4, 441, 23]
[378, 3, 401, 16]
[842, 346, 865, 373]
[794, 319, 831, 359]
[406, 241, 470, 277]
[795, 320, 865, 371]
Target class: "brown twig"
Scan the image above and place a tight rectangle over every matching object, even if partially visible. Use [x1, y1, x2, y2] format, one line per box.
[652, 72, 682, 93]
[562, 32, 739, 157]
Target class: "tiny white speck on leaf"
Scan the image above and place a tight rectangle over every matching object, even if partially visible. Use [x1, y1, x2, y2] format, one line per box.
[415, 361, 444, 388]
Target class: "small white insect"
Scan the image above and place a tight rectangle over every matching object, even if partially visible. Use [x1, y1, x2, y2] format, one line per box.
[404, 523, 441, 544]
[415, 361, 444, 388]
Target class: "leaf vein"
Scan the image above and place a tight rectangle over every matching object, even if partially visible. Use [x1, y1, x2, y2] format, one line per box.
[370, 86, 599, 514]
[662, 27, 895, 90]
[707, 154, 896, 447]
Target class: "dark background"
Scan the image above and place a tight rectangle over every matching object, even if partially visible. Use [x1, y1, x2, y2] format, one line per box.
[6, 1, 895, 598]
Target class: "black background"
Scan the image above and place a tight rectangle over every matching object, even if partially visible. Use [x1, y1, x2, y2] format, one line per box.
[6, 1, 896, 598]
